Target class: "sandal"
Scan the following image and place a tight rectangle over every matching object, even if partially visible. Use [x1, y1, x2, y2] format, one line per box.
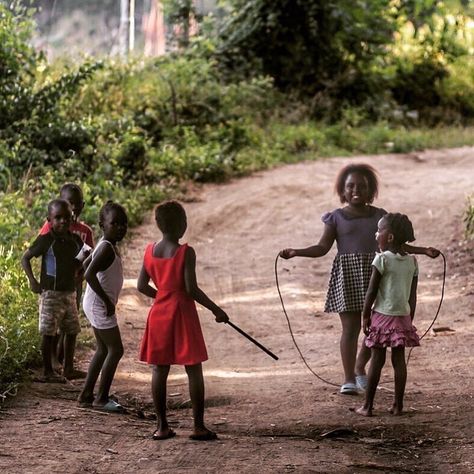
[33, 374, 66, 384]
[63, 369, 87, 380]
[189, 430, 218, 441]
[93, 399, 126, 413]
[152, 428, 176, 440]
[340, 383, 358, 395]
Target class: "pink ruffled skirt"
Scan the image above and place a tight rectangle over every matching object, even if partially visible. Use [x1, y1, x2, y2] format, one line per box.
[365, 311, 420, 348]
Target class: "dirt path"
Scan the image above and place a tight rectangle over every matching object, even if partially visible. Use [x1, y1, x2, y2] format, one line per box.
[1, 149, 473, 473]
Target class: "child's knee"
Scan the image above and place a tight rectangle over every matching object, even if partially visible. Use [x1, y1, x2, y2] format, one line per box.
[371, 348, 386, 365]
[185, 363, 203, 376]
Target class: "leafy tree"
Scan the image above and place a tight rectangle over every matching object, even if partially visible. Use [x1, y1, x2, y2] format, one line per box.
[0, 2, 102, 185]
[215, 0, 396, 113]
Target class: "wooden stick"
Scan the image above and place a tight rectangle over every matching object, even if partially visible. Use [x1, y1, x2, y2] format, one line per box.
[226, 321, 278, 360]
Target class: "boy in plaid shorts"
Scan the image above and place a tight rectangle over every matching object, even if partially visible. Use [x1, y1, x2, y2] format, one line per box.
[22, 199, 86, 382]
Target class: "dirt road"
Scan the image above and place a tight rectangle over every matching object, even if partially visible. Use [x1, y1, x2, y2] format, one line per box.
[1, 149, 473, 473]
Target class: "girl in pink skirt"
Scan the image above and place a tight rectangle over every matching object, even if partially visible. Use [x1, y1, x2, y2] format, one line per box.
[356, 213, 420, 417]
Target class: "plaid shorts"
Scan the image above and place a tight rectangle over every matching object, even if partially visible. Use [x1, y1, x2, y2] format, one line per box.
[39, 290, 81, 336]
[324, 253, 374, 314]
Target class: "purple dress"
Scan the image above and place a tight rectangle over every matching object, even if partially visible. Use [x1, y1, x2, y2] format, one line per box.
[322, 206, 386, 313]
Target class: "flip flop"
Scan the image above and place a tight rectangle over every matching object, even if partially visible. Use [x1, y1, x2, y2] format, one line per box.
[93, 399, 125, 413]
[152, 429, 176, 440]
[189, 431, 218, 441]
[356, 375, 368, 391]
[63, 369, 87, 380]
[340, 383, 358, 395]
[33, 374, 67, 384]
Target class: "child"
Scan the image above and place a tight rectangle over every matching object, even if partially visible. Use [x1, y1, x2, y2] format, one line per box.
[356, 213, 420, 416]
[39, 183, 94, 367]
[39, 183, 94, 249]
[137, 200, 229, 441]
[78, 201, 128, 412]
[280, 163, 438, 394]
[21, 199, 84, 382]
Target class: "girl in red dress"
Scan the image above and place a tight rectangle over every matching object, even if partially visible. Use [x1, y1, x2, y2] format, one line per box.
[137, 201, 229, 441]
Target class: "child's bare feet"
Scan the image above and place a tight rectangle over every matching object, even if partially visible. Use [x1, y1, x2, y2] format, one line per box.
[77, 393, 94, 408]
[189, 426, 218, 441]
[389, 404, 403, 416]
[355, 406, 372, 417]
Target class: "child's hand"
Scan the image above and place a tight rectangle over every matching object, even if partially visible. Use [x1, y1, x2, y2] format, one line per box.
[30, 280, 41, 294]
[362, 317, 371, 336]
[213, 307, 229, 323]
[425, 247, 440, 258]
[280, 248, 296, 259]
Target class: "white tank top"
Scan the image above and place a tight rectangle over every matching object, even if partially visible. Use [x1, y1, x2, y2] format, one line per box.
[83, 240, 123, 328]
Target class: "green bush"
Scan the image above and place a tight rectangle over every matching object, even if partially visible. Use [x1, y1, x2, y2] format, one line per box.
[0, 246, 40, 398]
[438, 56, 474, 119]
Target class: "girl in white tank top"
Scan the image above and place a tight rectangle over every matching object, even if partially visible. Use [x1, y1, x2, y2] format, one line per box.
[83, 239, 123, 329]
[78, 202, 128, 412]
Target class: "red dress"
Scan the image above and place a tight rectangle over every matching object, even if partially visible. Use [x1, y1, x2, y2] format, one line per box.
[139, 243, 208, 365]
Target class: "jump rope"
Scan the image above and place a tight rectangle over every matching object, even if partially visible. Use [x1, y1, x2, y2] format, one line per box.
[274, 251, 447, 387]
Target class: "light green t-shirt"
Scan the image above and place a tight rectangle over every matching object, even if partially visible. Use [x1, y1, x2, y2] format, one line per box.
[372, 251, 418, 316]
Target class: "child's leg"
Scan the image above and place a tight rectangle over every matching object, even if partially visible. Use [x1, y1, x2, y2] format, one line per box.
[152, 365, 172, 438]
[56, 331, 65, 365]
[356, 347, 386, 416]
[78, 328, 107, 404]
[41, 335, 56, 377]
[339, 312, 361, 384]
[390, 347, 406, 415]
[50, 333, 61, 369]
[185, 363, 216, 440]
[355, 338, 371, 376]
[63, 333, 78, 378]
[93, 327, 124, 405]
[61, 293, 83, 379]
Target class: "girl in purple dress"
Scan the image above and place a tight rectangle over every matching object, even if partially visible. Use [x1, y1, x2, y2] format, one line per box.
[280, 163, 438, 395]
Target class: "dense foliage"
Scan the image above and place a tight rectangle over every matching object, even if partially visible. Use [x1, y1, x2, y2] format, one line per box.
[217, 1, 395, 107]
[216, 0, 474, 121]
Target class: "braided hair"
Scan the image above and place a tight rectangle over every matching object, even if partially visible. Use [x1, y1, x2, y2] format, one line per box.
[384, 213, 415, 245]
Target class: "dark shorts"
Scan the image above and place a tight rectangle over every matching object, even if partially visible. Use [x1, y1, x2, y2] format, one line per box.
[39, 290, 81, 336]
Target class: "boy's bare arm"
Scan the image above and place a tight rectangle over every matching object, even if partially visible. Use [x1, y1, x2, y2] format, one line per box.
[21, 249, 41, 294]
